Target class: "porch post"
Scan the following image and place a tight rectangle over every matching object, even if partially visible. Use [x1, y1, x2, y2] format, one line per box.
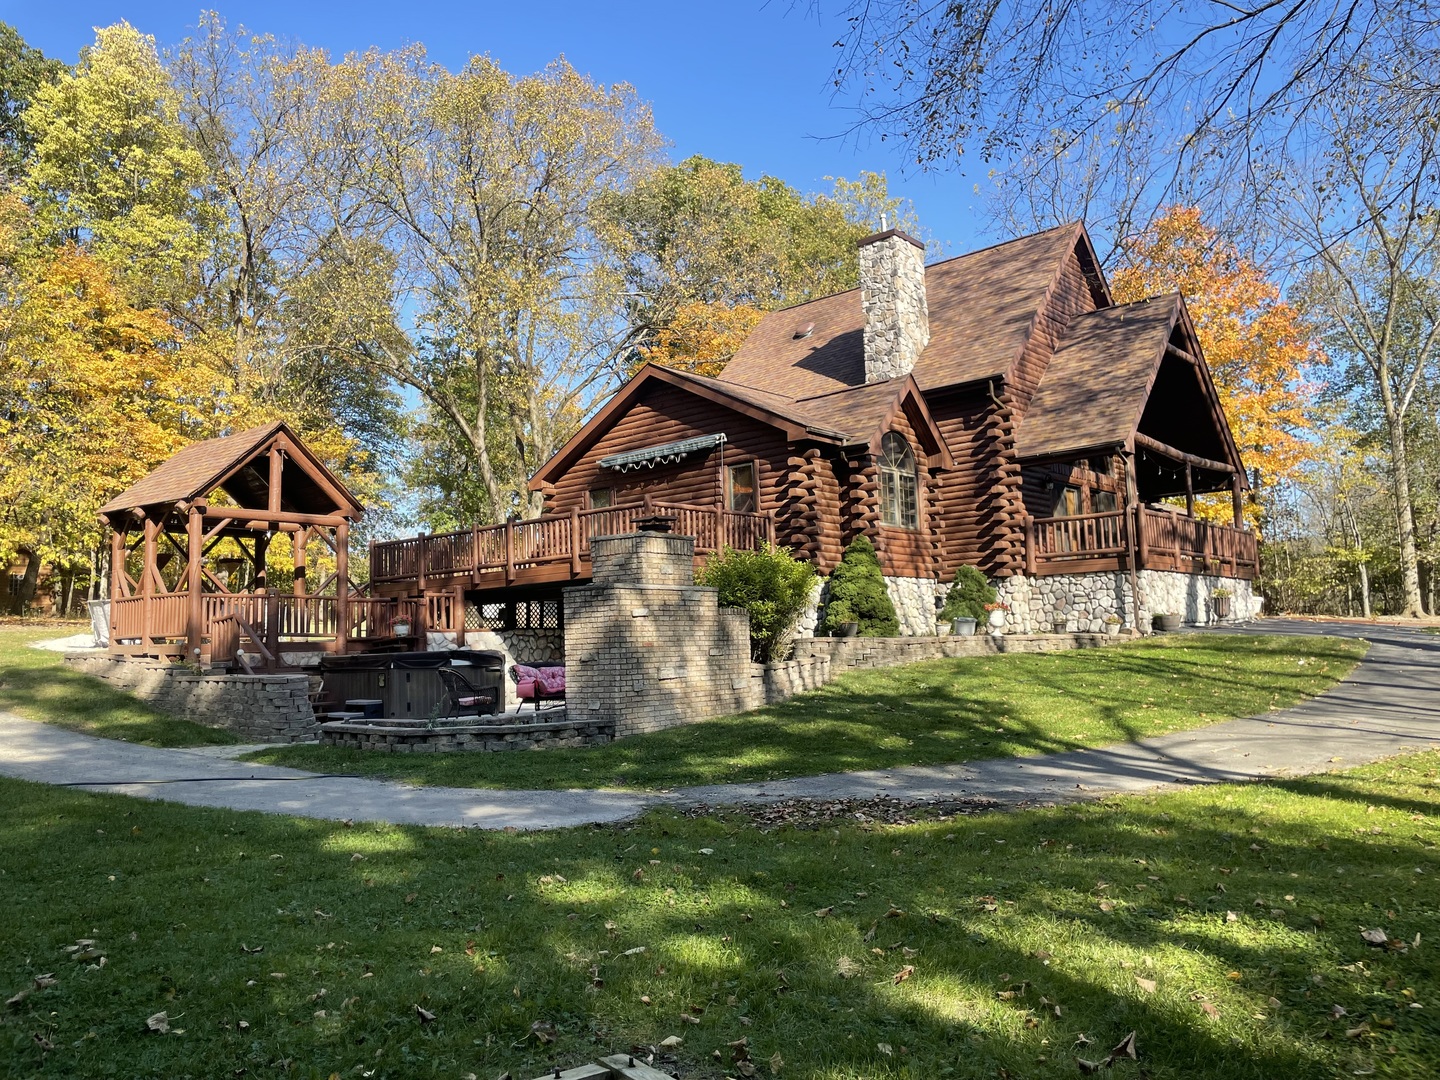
[570, 507, 582, 575]
[1231, 474, 1244, 529]
[293, 526, 308, 597]
[109, 527, 125, 602]
[1184, 462, 1195, 517]
[1121, 449, 1144, 630]
[1023, 515, 1037, 576]
[335, 520, 350, 652]
[186, 506, 203, 661]
[264, 588, 280, 671]
[267, 447, 283, 512]
[254, 532, 270, 591]
[141, 515, 158, 645]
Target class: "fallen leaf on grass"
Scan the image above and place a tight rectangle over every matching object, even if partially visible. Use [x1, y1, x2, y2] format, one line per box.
[1134, 977, 1157, 994]
[414, 1005, 436, 1024]
[33, 975, 57, 990]
[145, 1011, 170, 1034]
[893, 965, 916, 984]
[835, 956, 861, 979]
[1110, 1031, 1137, 1059]
[770, 1050, 783, 1074]
[1361, 928, 1389, 946]
[813, 907, 834, 918]
[679, 1012, 701, 1024]
[1200, 1002, 1220, 1018]
[6, 989, 31, 1008]
[659, 1035, 683, 1049]
[527, 1018, 552, 1041]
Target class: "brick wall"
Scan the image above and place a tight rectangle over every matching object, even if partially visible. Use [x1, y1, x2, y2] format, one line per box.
[63, 654, 316, 742]
[564, 533, 754, 737]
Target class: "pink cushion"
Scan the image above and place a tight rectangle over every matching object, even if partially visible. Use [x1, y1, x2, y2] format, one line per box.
[515, 678, 538, 698]
[513, 664, 540, 682]
[536, 667, 566, 694]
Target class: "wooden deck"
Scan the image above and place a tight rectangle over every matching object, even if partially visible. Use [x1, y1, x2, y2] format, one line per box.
[1024, 506, 1258, 579]
[370, 501, 774, 595]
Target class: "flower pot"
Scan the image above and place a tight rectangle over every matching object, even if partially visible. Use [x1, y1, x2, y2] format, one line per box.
[987, 609, 1007, 632]
[1153, 613, 1182, 633]
[1052, 619, 1069, 635]
[1105, 622, 1121, 636]
[392, 620, 412, 637]
[1212, 595, 1232, 620]
[835, 621, 860, 638]
[950, 616, 977, 636]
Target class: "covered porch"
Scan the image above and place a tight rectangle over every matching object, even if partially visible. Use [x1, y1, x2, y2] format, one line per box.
[1014, 294, 1258, 583]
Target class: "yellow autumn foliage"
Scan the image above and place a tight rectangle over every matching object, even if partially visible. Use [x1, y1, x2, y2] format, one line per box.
[638, 301, 766, 377]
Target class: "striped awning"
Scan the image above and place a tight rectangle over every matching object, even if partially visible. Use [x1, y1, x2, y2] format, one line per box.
[598, 433, 726, 472]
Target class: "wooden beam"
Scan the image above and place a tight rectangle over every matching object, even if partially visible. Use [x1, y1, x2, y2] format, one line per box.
[293, 526, 308, 597]
[1165, 343, 1200, 366]
[335, 520, 350, 650]
[198, 506, 349, 528]
[1133, 433, 1236, 476]
[1232, 473, 1244, 529]
[1184, 462, 1195, 517]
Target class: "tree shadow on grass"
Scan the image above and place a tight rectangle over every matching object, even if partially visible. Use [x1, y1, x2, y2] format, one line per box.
[2, 755, 1434, 1079]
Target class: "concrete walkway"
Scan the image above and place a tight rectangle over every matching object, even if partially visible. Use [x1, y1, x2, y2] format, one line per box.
[1, 619, 1437, 830]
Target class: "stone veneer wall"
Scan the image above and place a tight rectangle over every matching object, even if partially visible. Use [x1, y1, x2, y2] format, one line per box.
[564, 533, 753, 738]
[858, 229, 929, 382]
[883, 575, 939, 635]
[994, 570, 1262, 633]
[63, 654, 316, 742]
[318, 713, 612, 753]
[752, 631, 1121, 707]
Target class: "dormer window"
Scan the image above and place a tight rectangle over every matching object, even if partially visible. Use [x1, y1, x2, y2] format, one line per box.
[878, 432, 919, 529]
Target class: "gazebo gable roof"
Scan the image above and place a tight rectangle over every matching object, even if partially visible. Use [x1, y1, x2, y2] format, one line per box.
[99, 422, 362, 521]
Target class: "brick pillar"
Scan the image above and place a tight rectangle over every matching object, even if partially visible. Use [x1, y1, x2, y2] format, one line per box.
[564, 533, 754, 737]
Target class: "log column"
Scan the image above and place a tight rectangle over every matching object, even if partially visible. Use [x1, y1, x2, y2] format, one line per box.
[335, 520, 350, 652]
[293, 526, 309, 597]
[185, 506, 203, 660]
[141, 515, 158, 645]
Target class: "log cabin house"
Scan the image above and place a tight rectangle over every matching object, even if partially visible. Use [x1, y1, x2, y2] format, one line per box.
[371, 222, 1261, 637]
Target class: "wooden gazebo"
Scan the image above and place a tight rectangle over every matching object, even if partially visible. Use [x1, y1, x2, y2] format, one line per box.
[99, 422, 412, 669]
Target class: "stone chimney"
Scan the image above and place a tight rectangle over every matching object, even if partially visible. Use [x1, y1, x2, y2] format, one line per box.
[858, 228, 929, 383]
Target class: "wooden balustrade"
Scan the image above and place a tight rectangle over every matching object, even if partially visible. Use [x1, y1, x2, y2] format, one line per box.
[1026, 506, 1257, 579]
[369, 501, 774, 586]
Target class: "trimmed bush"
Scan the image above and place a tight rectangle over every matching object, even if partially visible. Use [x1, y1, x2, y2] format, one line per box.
[821, 535, 899, 636]
[939, 564, 996, 623]
[697, 544, 817, 662]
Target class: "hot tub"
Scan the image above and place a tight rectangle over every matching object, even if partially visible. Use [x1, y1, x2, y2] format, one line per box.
[319, 650, 505, 719]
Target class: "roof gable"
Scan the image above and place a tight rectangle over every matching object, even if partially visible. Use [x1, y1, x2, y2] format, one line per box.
[719, 223, 1106, 400]
[1014, 294, 1247, 480]
[100, 422, 363, 519]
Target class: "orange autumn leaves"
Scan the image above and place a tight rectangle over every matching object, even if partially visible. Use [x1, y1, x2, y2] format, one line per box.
[1112, 207, 1318, 521]
[638, 300, 765, 378]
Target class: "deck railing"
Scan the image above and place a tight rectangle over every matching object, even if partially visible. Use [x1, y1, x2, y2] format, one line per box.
[112, 590, 420, 664]
[371, 501, 775, 586]
[1026, 506, 1258, 578]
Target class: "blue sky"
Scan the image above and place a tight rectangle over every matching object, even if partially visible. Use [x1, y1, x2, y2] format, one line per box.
[4, 0, 991, 254]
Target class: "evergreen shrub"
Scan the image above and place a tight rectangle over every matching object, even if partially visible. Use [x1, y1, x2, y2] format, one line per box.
[821, 535, 899, 636]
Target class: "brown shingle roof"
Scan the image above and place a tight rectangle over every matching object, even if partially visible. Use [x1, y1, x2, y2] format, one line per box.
[719, 223, 1087, 398]
[793, 379, 911, 438]
[1013, 297, 1180, 460]
[99, 421, 362, 517]
[100, 423, 285, 514]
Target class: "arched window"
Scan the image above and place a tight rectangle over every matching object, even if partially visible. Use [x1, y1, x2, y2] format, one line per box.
[878, 432, 919, 529]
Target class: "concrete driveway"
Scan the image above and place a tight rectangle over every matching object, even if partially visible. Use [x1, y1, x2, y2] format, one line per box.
[0, 618, 1436, 829]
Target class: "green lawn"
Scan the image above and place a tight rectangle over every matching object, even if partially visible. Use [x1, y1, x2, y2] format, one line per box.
[1, 752, 1436, 1079]
[0, 627, 238, 747]
[250, 635, 1365, 791]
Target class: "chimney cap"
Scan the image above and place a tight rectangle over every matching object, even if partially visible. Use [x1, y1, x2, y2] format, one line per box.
[857, 227, 925, 251]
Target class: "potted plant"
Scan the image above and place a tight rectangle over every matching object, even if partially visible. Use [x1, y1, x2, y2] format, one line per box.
[392, 618, 413, 638]
[938, 565, 995, 636]
[1052, 614, 1070, 634]
[1211, 587, 1232, 620]
[1152, 612, 1182, 632]
[984, 601, 1009, 634]
[1103, 613, 1122, 636]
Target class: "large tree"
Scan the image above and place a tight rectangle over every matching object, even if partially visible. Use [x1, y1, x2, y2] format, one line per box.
[20, 22, 218, 306]
[0, 22, 65, 185]
[1286, 84, 1440, 617]
[608, 157, 916, 374]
